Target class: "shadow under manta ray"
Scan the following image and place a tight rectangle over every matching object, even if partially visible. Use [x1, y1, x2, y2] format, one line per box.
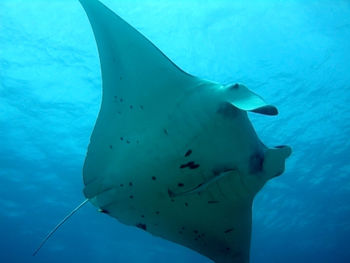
[39, 0, 292, 262]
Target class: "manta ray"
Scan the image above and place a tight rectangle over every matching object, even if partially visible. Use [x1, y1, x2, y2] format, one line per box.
[78, 0, 292, 262]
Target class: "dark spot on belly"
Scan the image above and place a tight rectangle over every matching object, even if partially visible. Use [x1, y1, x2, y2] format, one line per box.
[208, 200, 219, 204]
[130, 105, 133, 109]
[152, 176, 156, 180]
[193, 230, 199, 234]
[185, 202, 189, 207]
[178, 183, 184, 187]
[224, 228, 234, 233]
[141, 215, 144, 218]
[180, 161, 200, 169]
[120, 98, 123, 102]
[189, 164, 200, 169]
[155, 211, 160, 215]
[129, 182, 133, 186]
[109, 145, 113, 149]
[126, 140, 130, 144]
[120, 137, 124, 141]
[163, 128, 168, 135]
[184, 149, 192, 157]
[140, 105, 144, 110]
[129, 195, 134, 199]
[180, 161, 194, 169]
[136, 223, 147, 231]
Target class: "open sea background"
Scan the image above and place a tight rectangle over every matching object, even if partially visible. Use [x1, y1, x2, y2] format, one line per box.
[1, 0, 349, 262]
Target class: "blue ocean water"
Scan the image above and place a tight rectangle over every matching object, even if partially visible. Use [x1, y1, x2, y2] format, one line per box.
[1, 0, 349, 262]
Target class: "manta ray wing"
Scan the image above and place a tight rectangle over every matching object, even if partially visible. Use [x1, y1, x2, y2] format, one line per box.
[79, 1, 291, 263]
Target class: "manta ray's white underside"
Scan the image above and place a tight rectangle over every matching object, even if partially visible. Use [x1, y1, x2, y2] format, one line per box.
[79, 1, 291, 262]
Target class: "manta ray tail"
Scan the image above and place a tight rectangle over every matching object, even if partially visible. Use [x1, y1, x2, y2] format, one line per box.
[32, 199, 89, 256]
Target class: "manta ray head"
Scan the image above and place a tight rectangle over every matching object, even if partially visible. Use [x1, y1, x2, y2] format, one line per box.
[213, 83, 292, 196]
